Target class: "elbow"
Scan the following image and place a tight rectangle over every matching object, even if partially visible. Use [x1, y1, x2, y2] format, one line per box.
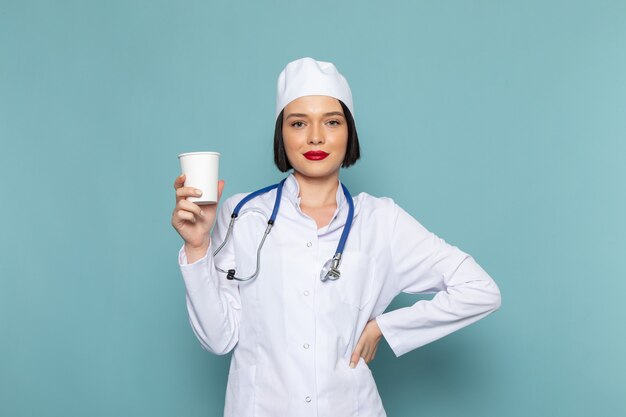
[485, 278, 502, 313]
[189, 317, 239, 356]
[471, 261, 502, 313]
[198, 333, 239, 356]
[454, 256, 501, 313]
[455, 274, 502, 315]
[491, 285, 502, 312]
[200, 339, 238, 356]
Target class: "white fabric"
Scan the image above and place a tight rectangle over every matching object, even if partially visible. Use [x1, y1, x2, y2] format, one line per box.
[178, 172, 501, 417]
[275, 57, 354, 121]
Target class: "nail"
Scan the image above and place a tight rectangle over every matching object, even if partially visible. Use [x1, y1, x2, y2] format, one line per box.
[195, 189, 202, 196]
[349, 362, 355, 369]
[200, 210, 205, 217]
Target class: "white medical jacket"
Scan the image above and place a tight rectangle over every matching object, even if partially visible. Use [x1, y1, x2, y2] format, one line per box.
[178, 172, 501, 417]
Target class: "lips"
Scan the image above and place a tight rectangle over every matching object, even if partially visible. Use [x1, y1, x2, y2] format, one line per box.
[303, 151, 329, 160]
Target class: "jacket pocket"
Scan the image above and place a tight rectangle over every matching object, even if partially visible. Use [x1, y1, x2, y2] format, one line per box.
[335, 251, 375, 309]
[354, 358, 387, 416]
[224, 364, 257, 417]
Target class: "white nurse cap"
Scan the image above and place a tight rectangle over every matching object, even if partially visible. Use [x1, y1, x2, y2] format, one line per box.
[275, 57, 354, 121]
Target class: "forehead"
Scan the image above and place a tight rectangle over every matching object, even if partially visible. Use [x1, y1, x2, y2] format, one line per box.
[284, 95, 343, 113]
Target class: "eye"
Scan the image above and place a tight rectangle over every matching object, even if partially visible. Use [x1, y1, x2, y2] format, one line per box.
[327, 119, 341, 126]
[291, 121, 305, 128]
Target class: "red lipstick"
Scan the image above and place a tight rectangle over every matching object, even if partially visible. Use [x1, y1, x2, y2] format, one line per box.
[304, 150, 329, 160]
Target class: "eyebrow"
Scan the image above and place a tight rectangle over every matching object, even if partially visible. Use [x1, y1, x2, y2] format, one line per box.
[285, 111, 345, 120]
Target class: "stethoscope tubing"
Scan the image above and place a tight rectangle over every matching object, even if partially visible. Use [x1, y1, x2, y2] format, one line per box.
[213, 176, 353, 282]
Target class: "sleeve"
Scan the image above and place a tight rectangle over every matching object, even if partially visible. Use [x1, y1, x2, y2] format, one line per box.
[374, 202, 502, 357]
[177, 195, 241, 355]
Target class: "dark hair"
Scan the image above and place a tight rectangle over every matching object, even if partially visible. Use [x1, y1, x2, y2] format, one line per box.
[273, 100, 361, 172]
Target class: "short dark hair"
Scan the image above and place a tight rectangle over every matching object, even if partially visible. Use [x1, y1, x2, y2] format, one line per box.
[273, 100, 361, 172]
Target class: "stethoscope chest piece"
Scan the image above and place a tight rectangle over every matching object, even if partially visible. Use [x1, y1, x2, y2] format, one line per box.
[320, 253, 342, 281]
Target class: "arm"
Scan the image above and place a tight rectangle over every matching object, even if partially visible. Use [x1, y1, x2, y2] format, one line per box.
[178, 196, 241, 355]
[375, 202, 502, 357]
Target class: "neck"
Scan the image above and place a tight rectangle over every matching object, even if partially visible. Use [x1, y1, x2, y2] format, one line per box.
[293, 170, 340, 209]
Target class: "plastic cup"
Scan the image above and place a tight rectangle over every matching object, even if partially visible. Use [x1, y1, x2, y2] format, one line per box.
[178, 151, 220, 205]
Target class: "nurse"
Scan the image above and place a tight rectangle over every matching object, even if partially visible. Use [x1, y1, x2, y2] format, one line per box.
[171, 57, 502, 417]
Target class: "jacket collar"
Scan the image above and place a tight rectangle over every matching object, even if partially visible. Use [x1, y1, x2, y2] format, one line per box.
[281, 171, 359, 234]
[282, 171, 344, 211]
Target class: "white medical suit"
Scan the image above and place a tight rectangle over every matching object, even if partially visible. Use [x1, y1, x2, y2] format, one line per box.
[178, 172, 502, 417]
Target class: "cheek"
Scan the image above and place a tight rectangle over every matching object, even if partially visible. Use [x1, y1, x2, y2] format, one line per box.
[282, 134, 298, 154]
[281, 135, 302, 163]
[331, 129, 349, 153]
[282, 127, 309, 148]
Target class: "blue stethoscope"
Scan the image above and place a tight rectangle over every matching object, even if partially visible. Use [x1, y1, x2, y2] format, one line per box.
[212, 176, 354, 282]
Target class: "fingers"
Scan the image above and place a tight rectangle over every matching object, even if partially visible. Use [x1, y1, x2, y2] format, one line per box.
[370, 344, 379, 362]
[174, 173, 201, 204]
[178, 199, 204, 219]
[174, 173, 186, 189]
[356, 348, 374, 365]
[176, 184, 203, 203]
[173, 196, 206, 226]
[350, 334, 380, 367]
[361, 346, 370, 363]
[217, 179, 225, 201]
[350, 348, 362, 368]
[174, 175, 225, 205]
[176, 208, 199, 224]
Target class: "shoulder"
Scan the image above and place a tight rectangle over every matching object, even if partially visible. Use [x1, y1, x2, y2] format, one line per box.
[219, 190, 279, 217]
[224, 192, 249, 206]
[355, 190, 397, 209]
[218, 192, 250, 213]
[354, 191, 398, 220]
[354, 191, 424, 230]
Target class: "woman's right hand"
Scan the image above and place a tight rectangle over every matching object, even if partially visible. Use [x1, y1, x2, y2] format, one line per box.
[171, 173, 225, 249]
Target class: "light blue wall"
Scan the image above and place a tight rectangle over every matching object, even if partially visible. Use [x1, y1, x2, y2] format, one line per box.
[1, 1, 625, 416]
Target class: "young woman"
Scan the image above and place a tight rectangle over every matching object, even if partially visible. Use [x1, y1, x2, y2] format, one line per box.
[171, 57, 501, 417]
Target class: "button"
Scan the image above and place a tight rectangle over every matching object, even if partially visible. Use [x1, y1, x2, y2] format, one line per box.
[305, 396, 311, 402]
[303, 343, 310, 349]
[303, 290, 309, 296]
[306, 242, 312, 247]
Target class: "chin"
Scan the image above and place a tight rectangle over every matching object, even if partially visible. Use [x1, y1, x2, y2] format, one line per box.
[293, 165, 341, 179]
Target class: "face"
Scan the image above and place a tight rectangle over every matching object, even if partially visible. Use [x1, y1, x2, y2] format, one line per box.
[281, 95, 349, 180]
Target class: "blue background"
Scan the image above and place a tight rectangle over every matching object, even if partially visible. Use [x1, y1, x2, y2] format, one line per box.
[1, 1, 625, 416]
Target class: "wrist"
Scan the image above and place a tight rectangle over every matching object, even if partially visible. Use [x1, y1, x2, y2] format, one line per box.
[184, 240, 210, 263]
[372, 318, 383, 339]
[185, 237, 210, 250]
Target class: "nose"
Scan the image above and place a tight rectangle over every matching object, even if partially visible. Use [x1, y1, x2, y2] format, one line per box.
[308, 123, 325, 145]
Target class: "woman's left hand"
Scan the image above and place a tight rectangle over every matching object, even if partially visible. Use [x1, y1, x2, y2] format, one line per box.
[350, 318, 383, 368]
